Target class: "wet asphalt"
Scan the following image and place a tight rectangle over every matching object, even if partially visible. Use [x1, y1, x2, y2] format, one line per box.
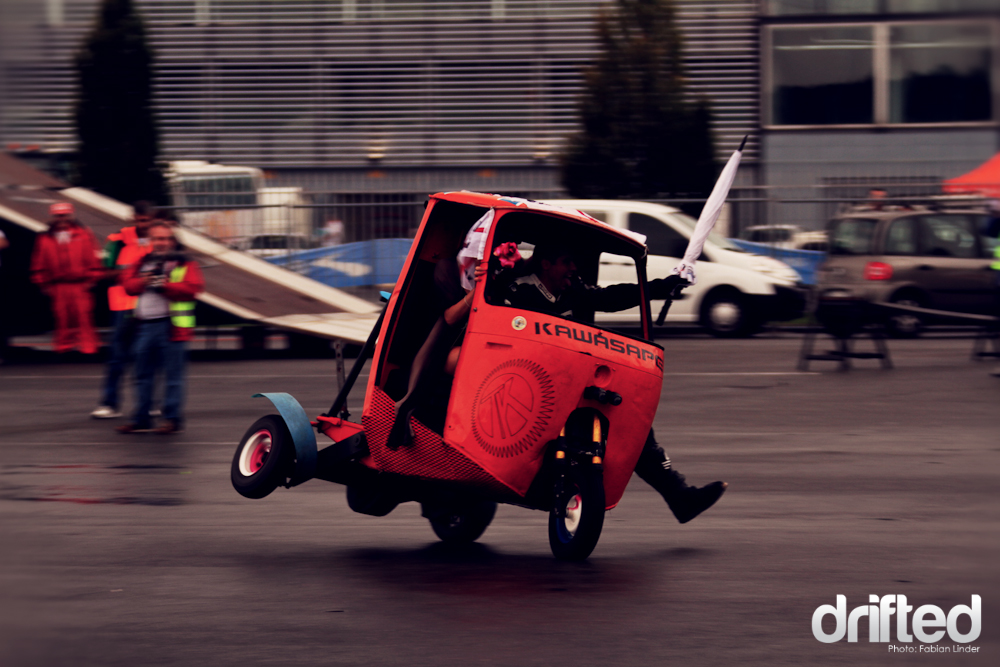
[0, 332, 997, 666]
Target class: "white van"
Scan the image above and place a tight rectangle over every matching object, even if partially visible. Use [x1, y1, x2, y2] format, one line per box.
[543, 200, 805, 336]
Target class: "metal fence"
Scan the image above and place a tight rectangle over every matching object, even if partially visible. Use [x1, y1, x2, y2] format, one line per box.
[169, 182, 994, 288]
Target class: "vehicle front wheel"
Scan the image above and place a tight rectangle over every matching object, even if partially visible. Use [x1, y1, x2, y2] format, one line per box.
[701, 289, 756, 338]
[424, 500, 498, 543]
[548, 464, 605, 561]
[231, 415, 292, 499]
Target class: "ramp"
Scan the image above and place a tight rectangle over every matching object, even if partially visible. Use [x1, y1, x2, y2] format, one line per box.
[0, 154, 380, 343]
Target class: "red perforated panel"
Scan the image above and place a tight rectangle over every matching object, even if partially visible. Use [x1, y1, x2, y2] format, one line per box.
[362, 388, 516, 497]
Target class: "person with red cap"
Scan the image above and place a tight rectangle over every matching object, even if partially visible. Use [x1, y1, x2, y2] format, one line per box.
[30, 202, 103, 355]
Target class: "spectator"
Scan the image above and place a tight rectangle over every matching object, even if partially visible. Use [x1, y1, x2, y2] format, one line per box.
[322, 219, 345, 246]
[116, 222, 204, 435]
[91, 201, 155, 419]
[29, 203, 102, 356]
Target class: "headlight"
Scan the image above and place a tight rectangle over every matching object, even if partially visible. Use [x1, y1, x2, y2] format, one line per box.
[747, 256, 801, 283]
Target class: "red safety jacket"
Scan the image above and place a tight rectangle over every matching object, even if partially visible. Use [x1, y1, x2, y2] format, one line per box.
[105, 226, 153, 311]
[30, 223, 102, 290]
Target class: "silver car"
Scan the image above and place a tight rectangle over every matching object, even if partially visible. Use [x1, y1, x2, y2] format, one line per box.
[816, 206, 998, 335]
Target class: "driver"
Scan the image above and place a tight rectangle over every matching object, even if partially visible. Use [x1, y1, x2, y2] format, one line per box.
[503, 242, 727, 525]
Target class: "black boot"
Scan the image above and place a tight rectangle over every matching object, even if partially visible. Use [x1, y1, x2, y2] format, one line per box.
[656, 469, 727, 524]
[634, 431, 727, 524]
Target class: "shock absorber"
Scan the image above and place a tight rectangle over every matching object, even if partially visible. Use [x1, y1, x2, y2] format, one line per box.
[553, 426, 568, 517]
[591, 414, 604, 470]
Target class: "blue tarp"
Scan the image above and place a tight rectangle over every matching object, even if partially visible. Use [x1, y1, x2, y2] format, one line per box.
[267, 238, 413, 288]
[269, 236, 825, 288]
[729, 239, 825, 285]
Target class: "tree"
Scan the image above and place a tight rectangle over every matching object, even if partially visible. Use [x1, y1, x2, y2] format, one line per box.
[74, 0, 165, 204]
[561, 0, 716, 203]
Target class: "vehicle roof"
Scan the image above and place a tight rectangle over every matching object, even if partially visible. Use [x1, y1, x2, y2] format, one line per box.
[542, 198, 683, 216]
[744, 224, 803, 231]
[431, 192, 648, 248]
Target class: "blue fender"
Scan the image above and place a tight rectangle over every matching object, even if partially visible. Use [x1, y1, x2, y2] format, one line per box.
[253, 392, 317, 486]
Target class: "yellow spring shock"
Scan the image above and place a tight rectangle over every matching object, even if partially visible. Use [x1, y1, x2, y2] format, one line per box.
[591, 415, 602, 465]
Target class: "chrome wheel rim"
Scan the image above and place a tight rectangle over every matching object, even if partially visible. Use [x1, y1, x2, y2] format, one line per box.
[239, 429, 272, 477]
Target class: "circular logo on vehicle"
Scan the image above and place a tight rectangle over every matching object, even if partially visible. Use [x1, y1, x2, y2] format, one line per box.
[472, 359, 555, 458]
[511, 316, 527, 331]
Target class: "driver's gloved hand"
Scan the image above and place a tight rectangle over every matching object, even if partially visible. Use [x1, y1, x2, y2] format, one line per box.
[662, 274, 690, 299]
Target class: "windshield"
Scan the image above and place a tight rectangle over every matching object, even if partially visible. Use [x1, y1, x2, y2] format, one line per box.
[666, 212, 744, 252]
[489, 212, 648, 333]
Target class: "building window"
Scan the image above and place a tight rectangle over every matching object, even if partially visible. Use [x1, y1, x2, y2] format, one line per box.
[771, 26, 874, 125]
[767, 20, 995, 126]
[766, 1, 877, 15]
[890, 24, 992, 123]
[768, 1, 996, 15]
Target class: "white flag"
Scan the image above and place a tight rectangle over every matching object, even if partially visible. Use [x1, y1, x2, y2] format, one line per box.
[672, 136, 747, 285]
[458, 209, 495, 290]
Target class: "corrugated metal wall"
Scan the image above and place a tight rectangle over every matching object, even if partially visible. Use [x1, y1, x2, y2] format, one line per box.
[0, 0, 760, 169]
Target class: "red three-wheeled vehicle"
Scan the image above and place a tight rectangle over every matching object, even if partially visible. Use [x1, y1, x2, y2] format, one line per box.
[231, 192, 665, 560]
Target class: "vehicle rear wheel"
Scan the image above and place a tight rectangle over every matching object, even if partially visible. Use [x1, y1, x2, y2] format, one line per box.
[231, 415, 292, 499]
[887, 292, 926, 338]
[424, 500, 498, 543]
[548, 464, 605, 561]
[701, 289, 756, 338]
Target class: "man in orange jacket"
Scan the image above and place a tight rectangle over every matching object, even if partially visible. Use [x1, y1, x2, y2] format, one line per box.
[117, 222, 204, 434]
[29, 203, 102, 355]
[91, 202, 154, 418]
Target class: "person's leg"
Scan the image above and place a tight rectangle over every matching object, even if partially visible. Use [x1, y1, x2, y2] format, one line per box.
[633, 429, 727, 524]
[68, 283, 98, 355]
[50, 284, 73, 353]
[161, 338, 186, 429]
[99, 311, 130, 410]
[127, 322, 158, 429]
[388, 316, 459, 447]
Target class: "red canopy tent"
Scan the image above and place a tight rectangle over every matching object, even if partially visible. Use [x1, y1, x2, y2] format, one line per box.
[943, 151, 1000, 198]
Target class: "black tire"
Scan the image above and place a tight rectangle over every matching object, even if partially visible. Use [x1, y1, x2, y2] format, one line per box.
[548, 464, 605, 561]
[425, 500, 498, 543]
[231, 415, 292, 499]
[886, 292, 926, 338]
[701, 288, 755, 338]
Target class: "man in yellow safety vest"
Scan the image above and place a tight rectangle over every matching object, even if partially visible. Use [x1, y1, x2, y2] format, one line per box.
[116, 222, 204, 434]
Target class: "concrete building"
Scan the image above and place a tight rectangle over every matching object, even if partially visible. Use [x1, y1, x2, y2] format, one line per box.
[760, 1, 1000, 227]
[0, 0, 758, 199]
[2, 1, 996, 232]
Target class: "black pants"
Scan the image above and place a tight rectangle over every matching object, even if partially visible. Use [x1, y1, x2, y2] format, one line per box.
[633, 429, 674, 490]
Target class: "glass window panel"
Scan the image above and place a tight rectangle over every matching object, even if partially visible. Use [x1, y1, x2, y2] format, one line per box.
[886, 1, 999, 13]
[628, 213, 689, 258]
[828, 218, 877, 255]
[890, 24, 992, 123]
[766, 1, 877, 15]
[975, 214, 997, 258]
[918, 215, 978, 258]
[885, 218, 918, 255]
[771, 26, 874, 125]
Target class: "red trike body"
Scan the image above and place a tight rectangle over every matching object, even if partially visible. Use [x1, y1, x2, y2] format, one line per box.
[336, 192, 664, 510]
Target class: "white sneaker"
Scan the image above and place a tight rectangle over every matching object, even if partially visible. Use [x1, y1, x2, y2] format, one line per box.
[91, 405, 122, 419]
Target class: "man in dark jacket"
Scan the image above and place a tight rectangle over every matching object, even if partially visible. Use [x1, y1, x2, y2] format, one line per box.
[504, 243, 726, 524]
